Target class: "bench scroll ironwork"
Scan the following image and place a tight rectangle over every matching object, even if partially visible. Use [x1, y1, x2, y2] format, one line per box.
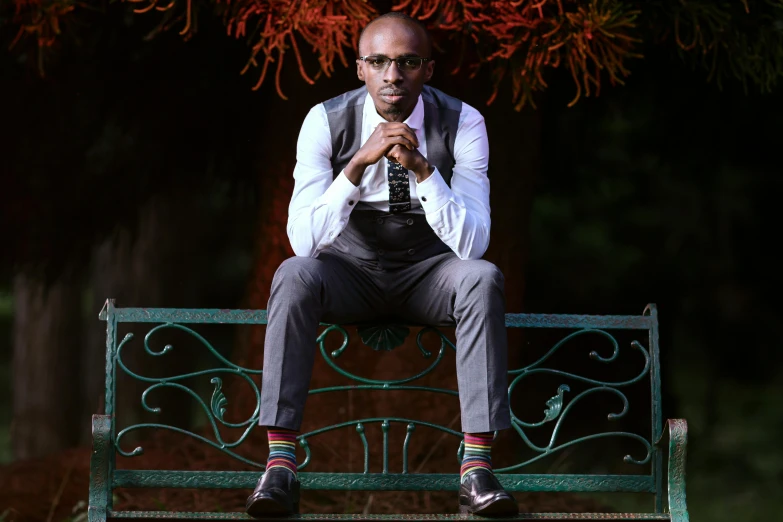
[88, 300, 688, 522]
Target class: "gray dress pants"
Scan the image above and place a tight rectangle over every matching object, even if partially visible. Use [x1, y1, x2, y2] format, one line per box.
[259, 209, 510, 434]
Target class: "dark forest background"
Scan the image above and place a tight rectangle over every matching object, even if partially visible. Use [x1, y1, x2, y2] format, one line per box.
[1, 1, 782, 521]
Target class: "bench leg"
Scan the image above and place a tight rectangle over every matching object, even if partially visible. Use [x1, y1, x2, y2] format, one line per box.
[658, 418, 689, 522]
[88, 414, 113, 522]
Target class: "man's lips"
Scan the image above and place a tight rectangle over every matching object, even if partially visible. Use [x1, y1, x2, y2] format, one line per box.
[380, 91, 407, 104]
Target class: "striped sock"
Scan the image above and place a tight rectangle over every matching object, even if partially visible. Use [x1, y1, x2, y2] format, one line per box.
[460, 432, 494, 481]
[266, 428, 298, 476]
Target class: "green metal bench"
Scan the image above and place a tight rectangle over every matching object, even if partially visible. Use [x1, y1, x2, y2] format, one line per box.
[89, 299, 688, 521]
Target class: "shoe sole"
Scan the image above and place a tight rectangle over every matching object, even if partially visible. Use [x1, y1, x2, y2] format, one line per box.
[459, 497, 518, 517]
[246, 496, 299, 518]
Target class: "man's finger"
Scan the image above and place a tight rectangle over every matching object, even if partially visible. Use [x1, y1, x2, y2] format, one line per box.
[386, 145, 404, 162]
[380, 125, 419, 147]
[379, 122, 413, 130]
[382, 136, 415, 151]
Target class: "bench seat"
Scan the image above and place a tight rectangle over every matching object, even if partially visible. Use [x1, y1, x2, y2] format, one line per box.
[108, 511, 674, 520]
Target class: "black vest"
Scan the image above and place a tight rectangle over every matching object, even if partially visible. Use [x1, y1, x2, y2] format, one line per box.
[322, 85, 462, 186]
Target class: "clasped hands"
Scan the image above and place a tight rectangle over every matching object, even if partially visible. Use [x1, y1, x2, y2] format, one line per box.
[344, 122, 435, 186]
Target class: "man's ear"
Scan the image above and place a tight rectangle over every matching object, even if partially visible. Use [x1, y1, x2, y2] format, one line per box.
[424, 60, 435, 82]
[356, 60, 365, 81]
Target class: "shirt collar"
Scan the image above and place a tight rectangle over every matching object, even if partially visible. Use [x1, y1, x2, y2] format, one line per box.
[364, 90, 424, 131]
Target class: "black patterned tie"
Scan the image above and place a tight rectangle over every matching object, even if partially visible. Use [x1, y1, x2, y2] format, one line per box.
[388, 159, 411, 214]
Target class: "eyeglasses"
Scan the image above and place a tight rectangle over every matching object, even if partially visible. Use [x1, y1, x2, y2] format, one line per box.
[358, 55, 432, 72]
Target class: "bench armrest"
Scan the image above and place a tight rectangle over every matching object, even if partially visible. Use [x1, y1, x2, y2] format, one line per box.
[655, 418, 689, 522]
[89, 414, 113, 522]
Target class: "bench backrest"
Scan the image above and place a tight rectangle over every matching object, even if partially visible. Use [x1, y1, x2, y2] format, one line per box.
[96, 300, 664, 510]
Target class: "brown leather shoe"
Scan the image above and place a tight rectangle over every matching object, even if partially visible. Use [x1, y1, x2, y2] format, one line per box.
[246, 467, 300, 517]
[458, 468, 518, 516]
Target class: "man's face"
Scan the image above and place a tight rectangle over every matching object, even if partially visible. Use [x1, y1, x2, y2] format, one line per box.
[356, 19, 434, 122]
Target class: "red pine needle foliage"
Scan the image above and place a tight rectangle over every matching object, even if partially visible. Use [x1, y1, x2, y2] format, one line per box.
[219, 0, 377, 98]
[8, 0, 80, 76]
[9, 0, 645, 108]
[401, 0, 643, 107]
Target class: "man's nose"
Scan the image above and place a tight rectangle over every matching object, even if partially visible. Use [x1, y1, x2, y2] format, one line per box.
[383, 60, 404, 83]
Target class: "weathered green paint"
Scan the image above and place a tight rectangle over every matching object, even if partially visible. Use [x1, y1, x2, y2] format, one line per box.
[503, 328, 652, 472]
[658, 419, 688, 522]
[402, 423, 415, 474]
[89, 300, 688, 522]
[99, 306, 652, 330]
[102, 299, 117, 418]
[100, 307, 269, 324]
[88, 415, 112, 522]
[102, 300, 118, 514]
[503, 314, 652, 330]
[357, 324, 410, 351]
[646, 304, 664, 514]
[113, 471, 655, 492]
[109, 512, 672, 520]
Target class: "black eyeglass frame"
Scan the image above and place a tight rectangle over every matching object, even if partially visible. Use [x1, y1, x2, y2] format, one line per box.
[357, 55, 433, 71]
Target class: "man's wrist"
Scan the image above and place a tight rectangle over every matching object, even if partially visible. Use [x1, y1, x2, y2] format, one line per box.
[413, 158, 435, 183]
[344, 158, 367, 186]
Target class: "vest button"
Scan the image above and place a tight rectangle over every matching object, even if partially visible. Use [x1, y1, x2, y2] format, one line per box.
[348, 200, 355, 206]
[376, 218, 384, 225]
[407, 249, 416, 255]
[377, 249, 385, 256]
[406, 218, 414, 226]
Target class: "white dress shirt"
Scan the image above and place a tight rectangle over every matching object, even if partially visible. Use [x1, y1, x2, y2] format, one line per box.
[287, 91, 491, 260]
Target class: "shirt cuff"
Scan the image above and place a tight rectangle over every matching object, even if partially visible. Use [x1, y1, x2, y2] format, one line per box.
[322, 171, 361, 216]
[415, 167, 452, 213]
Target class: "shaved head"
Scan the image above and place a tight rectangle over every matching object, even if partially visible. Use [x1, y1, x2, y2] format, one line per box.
[358, 12, 432, 57]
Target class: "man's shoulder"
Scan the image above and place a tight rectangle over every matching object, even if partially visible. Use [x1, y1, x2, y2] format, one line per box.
[322, 86, 368, 114]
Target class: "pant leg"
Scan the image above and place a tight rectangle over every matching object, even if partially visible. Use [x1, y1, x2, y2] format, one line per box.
[260, 252, 384, 430]
[393, 253, 510, 433]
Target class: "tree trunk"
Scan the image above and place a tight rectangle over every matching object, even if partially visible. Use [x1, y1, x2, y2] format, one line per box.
[483, 102, 541, 312]
[11, 270, 82, 460]
[80, 195, 200, 444]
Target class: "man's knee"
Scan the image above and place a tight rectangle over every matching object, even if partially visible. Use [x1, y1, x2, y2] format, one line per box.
[271, 256, 324, 298]
[456, 260, 505, 295]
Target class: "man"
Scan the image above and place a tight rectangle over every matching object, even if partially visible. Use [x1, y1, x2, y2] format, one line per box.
[245, 12, 517, 518]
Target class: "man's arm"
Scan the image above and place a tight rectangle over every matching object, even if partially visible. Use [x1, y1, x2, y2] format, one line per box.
[287, 107, 422, 257]
[414, 104, 491, 260]
[287, 105, 360, 257]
